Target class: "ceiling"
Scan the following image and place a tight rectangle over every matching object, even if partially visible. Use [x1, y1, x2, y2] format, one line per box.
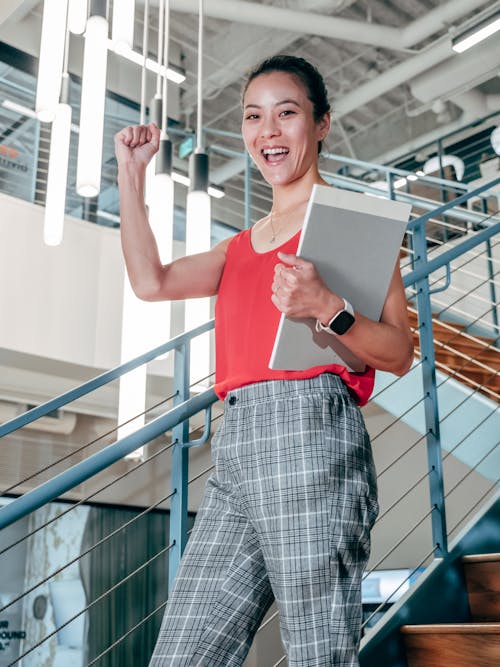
[1, 0, 500, 231]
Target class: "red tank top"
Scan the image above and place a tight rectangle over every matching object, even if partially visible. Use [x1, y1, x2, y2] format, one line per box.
[214, 228, 375, 405]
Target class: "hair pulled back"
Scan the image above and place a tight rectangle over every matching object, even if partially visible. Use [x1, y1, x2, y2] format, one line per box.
[242, 55, 331, 152]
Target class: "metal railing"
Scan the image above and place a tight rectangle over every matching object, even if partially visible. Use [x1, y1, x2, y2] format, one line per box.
[0, 190, 499, 664]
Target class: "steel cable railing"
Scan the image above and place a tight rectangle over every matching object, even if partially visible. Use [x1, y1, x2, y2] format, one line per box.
[256, 430, 500, 645]
[0, 116, 500, 664]
[361, 472, 500, 633]
[0, 402, 221, 663]
[0, 384, 219, 592]
[373, 406, 499, 528]
[1, 368, 216, 494]
[0, 390, 177, 497]
[8, 541, 176, 667]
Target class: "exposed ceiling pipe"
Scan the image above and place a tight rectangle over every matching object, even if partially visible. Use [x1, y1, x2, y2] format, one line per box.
[166, 0, 491, 51]
[371, 93, 500, 168]
[335, 40, 451, 118]
[410, 37, 500, 105]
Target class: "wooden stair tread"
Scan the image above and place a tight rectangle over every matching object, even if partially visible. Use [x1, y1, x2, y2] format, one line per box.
[463, 553, 500, 563]
[407, 306, 500, 398]
[401, 623, 500, 634]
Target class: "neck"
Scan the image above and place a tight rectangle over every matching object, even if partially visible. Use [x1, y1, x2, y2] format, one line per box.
[271, 166, 328, 214]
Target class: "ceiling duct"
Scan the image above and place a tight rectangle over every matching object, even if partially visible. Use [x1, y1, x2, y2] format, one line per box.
[166, 0, 491, 51]
[410, 35, 500, 105]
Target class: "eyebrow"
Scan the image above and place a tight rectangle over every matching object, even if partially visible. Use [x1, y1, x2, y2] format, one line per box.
[244, 99, 301, 110]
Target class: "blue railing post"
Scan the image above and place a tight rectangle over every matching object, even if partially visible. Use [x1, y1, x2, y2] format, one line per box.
[412, 220, 448, 557]
[168, 342, 191, 592]
[386, 172, 395, 200]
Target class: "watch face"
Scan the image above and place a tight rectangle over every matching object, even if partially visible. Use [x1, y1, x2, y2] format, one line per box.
[330, 310, 355, 335]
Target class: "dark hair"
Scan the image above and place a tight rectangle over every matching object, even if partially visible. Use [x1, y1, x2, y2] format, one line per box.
[242, 55, 331, 152]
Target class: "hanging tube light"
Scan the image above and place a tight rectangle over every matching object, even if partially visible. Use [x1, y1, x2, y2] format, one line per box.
[44, 23, 72, 247]
[149, 0, 174, 266]
[120, 0, 149, 457]
[76, 0, 108, 197]
[36, 0, 69, 122]
[112, 0, 135, 54]
[185, 0, 211, 389]
[68, 0, 88, 35]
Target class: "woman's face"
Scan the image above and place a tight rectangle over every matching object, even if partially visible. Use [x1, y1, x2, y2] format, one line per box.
[241, 70, 329, 188]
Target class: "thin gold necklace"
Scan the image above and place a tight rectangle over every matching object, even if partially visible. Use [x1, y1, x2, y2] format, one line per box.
[267, 199, 310, 244]
[269, 209, 280, 244]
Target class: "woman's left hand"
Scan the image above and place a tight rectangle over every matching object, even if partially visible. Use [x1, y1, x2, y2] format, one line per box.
[271, 252, 342, 321]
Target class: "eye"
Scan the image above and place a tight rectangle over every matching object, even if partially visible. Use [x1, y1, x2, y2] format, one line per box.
[279, 109, 296, 117]
[245, 113, 259, 120]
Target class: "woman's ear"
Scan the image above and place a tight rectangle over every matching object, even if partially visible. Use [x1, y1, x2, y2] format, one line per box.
[317, 112, 331, 141]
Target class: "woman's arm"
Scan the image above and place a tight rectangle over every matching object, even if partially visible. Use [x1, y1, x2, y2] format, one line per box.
[272, 252, 414, 376]
[115, 123, 229, 301]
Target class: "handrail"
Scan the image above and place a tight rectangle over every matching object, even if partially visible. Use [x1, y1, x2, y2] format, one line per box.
[0, 319, 215, 438]
[406, 177, 500, 231]
[323, 172, 499, 229]
[0, 388, 217, 530]
[403, 220, 500, 288]
[321, 151, 469, 192]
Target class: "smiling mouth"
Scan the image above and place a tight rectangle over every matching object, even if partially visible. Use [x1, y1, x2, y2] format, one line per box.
[261, 147, 289, 164]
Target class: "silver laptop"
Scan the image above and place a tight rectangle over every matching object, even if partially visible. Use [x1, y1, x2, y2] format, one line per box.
[269, 184, 412, 372]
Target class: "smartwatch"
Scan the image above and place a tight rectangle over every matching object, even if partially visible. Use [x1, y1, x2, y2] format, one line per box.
[315, 298, 355, 336]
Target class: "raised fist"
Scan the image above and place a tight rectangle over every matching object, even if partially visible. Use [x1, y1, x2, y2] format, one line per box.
[114, 122, 161, 170]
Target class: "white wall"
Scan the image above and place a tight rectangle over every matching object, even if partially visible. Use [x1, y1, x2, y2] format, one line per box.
[0, 193, 125, 370]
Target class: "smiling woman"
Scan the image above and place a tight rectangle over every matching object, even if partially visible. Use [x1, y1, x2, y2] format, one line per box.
[115, 54, 413, 667]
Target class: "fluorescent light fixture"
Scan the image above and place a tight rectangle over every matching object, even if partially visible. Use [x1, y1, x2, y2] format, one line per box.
[171, 171, 190, 187]
[76, 13, 108, 197]
[44, 102, 72, 246]
[68, 0, 88, 34]
[208, 184, 224, 199]
[491, 126, 500, 156]
[406, 174, 418, 181]
[452, 12, 500, 53]
[416, 170, 425, 177]
[97, 210, 120, 223]
[170, 170, 224, 198]
[112, 0, 135, 53]
[393, 177, 407, 188]
[2, 99, 79, 133]
[107, 39, 185, 84]
[36, 0, 69, 122]
[2, 100, 37, 118]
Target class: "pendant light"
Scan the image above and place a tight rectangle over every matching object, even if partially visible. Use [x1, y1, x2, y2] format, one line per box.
[76, 0, 108, 197]
[111, 0, 135, 54]
[149, 0, 174, 269]
[44, 23, 72, 246]
[185, 0, 211, 390]
[68, 0, 88, 35]
[36, 0, 69, 122]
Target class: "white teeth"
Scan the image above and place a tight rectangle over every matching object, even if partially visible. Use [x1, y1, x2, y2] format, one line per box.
[262, 147, 289, 155]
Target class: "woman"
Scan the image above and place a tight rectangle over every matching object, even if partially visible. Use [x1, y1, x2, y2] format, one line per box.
[115, 55, 414, 667]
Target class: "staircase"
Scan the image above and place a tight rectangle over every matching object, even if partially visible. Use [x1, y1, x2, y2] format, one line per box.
[407, 309, 500, 400]
[0, 161, 498, 666]
[401, 554, 500, 666]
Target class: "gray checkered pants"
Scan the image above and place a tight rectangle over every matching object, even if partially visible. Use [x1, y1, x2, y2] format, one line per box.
[149, 374, 378, 666]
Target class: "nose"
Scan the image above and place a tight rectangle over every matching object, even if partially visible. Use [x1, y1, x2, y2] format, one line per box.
[260, 115, 280, 139]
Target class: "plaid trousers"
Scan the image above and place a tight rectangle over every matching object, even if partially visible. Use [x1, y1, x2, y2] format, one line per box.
[149, 374, 379, 667]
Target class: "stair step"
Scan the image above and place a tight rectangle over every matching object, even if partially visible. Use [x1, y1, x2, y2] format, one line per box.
[401, 623, 500, 667]
[463, 554, 500, 622]
[463, 553, 500, 564]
